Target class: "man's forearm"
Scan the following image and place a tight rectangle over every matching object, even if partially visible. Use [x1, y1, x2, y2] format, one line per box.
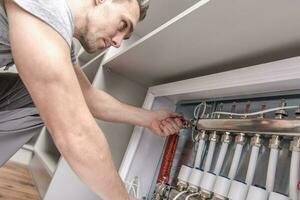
[86, 88, 153, 128]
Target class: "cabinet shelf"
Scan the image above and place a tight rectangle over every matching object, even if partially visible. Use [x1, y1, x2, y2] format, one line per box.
[104, 0, 300, 87]
[34, 127, 60, 176]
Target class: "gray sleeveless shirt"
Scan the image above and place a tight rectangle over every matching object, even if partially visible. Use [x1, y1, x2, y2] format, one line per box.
[0, 0, 77, 69]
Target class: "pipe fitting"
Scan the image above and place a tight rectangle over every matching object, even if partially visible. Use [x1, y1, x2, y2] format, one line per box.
[177, 180, 188, 192]
[200, 189, 212, 199]
[295, 107, 300, 119]
[153, 183, 169, 199]
[269, 135, 281, 149]
[275, 101, 288, 119]
[250, 134, 263, 147]
[187, 185, 199, 194]
[221, 132, 231, 143]
[199, 130, 208, 141]
[290, 136, 300, 152]
[212, 195, 227, 200]
[183, 119, 196, 129]
[209, 131, 219, 142]
[235, 133, 246, 145]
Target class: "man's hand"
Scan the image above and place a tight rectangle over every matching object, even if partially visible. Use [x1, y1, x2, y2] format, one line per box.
[146, 110, 185, 137]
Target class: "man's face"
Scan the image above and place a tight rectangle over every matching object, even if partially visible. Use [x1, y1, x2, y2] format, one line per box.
[80, 0, 140, 53]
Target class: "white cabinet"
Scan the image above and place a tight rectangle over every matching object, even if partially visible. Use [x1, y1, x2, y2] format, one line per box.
[41, 0, 300, 199]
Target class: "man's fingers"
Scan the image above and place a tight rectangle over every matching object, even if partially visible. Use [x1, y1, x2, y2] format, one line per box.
[174, 118, 184, 128]
[159, 124, 171, 136]
[169, 112, 184, 118]
[166, 118, 180, 132]
[162, 120, 176, 134]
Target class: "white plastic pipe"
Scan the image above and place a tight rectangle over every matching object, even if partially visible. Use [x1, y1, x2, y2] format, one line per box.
[187, 168, 203, 188]
[228, 144, 243, 180]
[245, 145, 260, 185]
[194, 139, 206, 168]
[289, 150, 300, 200]
[178, 165, 192, 183]
[266, 148, 279, 192]
[246, 185, 268, 200]
[227, 180, 248, 200]
[214, 142, 229, 175]
[213, 176, 231, 199]
[269, 192, 290, 200]
[204, 141, 216, 172]
[200, 172, 217, 193]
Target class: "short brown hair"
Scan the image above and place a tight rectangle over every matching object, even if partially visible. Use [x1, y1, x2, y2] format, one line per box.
[136, 0, 149, 21]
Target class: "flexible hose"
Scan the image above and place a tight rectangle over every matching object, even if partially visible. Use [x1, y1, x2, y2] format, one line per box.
[173, 191, 188, 200]
[266, 148, 279, 192]
[194, 139, 205, 168]
[184, 192, 199, 200]
[214, 142, 229, 175]
[228, 144, 243, 180]
[157, 135, 179, 183]
[245, 146, 260, 185]
[289, 150, 300, 200]
[204, 141, 216, 172]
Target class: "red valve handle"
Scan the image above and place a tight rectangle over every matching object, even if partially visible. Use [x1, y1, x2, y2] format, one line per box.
[298, 181, 300, 190]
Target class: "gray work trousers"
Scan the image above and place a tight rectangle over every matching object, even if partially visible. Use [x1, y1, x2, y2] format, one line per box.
[0, 73, 43, 166]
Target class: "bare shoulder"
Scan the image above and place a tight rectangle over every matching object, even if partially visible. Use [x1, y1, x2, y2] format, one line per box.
[4, 0, 71, 69]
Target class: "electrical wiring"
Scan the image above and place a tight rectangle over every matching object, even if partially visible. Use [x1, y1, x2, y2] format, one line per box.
[184, 192, 199, 200]
[173, 190, 188, 200]
[192, 102, 207, 142]
[125, 176, 140, 199]
[212, 105, 298, 117]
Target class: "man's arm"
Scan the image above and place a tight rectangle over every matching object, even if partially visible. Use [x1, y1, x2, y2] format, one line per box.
[73, 64, 184, 136]
[5, 1, 131, 199]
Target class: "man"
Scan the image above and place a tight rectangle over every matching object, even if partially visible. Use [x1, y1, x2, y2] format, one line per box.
[0, 0, 184, 199]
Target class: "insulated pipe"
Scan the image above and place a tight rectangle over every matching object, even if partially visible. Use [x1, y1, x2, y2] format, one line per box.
[228, 133, 246, 180]
[177, 165, 192, 191]
[268, 192, 290, 200]
[227, 180, 248, 200]
[214, 132, 231, 175]
[204, 132, 219, 172]
[266, 148, 279, 192]
[199, 172, 217, 199]
[246, 185, 268, 200]
[266, 135, 281, 193]
[194, 131, 208, 168]
[157, 135, 179, 183]
[212, 176, 231, 200]
[245, 134, 262, 186]
[228, 144, 243, 179]
[245, 145, 260, 185]
[289, 137, 300, 200]
[187, 168, 203, 193]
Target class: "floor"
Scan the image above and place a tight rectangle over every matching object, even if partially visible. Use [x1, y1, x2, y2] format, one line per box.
[0, 162, 41, 200]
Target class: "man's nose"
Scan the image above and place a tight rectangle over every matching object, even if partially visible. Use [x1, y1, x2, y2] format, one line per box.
[111, 33, 124, 48]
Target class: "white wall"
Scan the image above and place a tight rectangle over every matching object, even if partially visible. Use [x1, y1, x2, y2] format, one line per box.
[93, 67, 147, 168]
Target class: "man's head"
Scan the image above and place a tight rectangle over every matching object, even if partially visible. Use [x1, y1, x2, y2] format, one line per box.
[76, 0, 149, 53]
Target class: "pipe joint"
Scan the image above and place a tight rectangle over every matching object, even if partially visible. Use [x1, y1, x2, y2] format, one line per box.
[200, 189, 212, 199]
[198, 130, 208, 141]
[221, 132, 231, 143]
[209, 131, 219, 142]
[269, 135, 281, 149]
[290, 137, 300, 152]
[212, 195, 227, 200]
[235, 133, 246, 145]
[177, 181, 188, 192]
[187, 185, 199, 193]
[250, 134, 263, 147]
